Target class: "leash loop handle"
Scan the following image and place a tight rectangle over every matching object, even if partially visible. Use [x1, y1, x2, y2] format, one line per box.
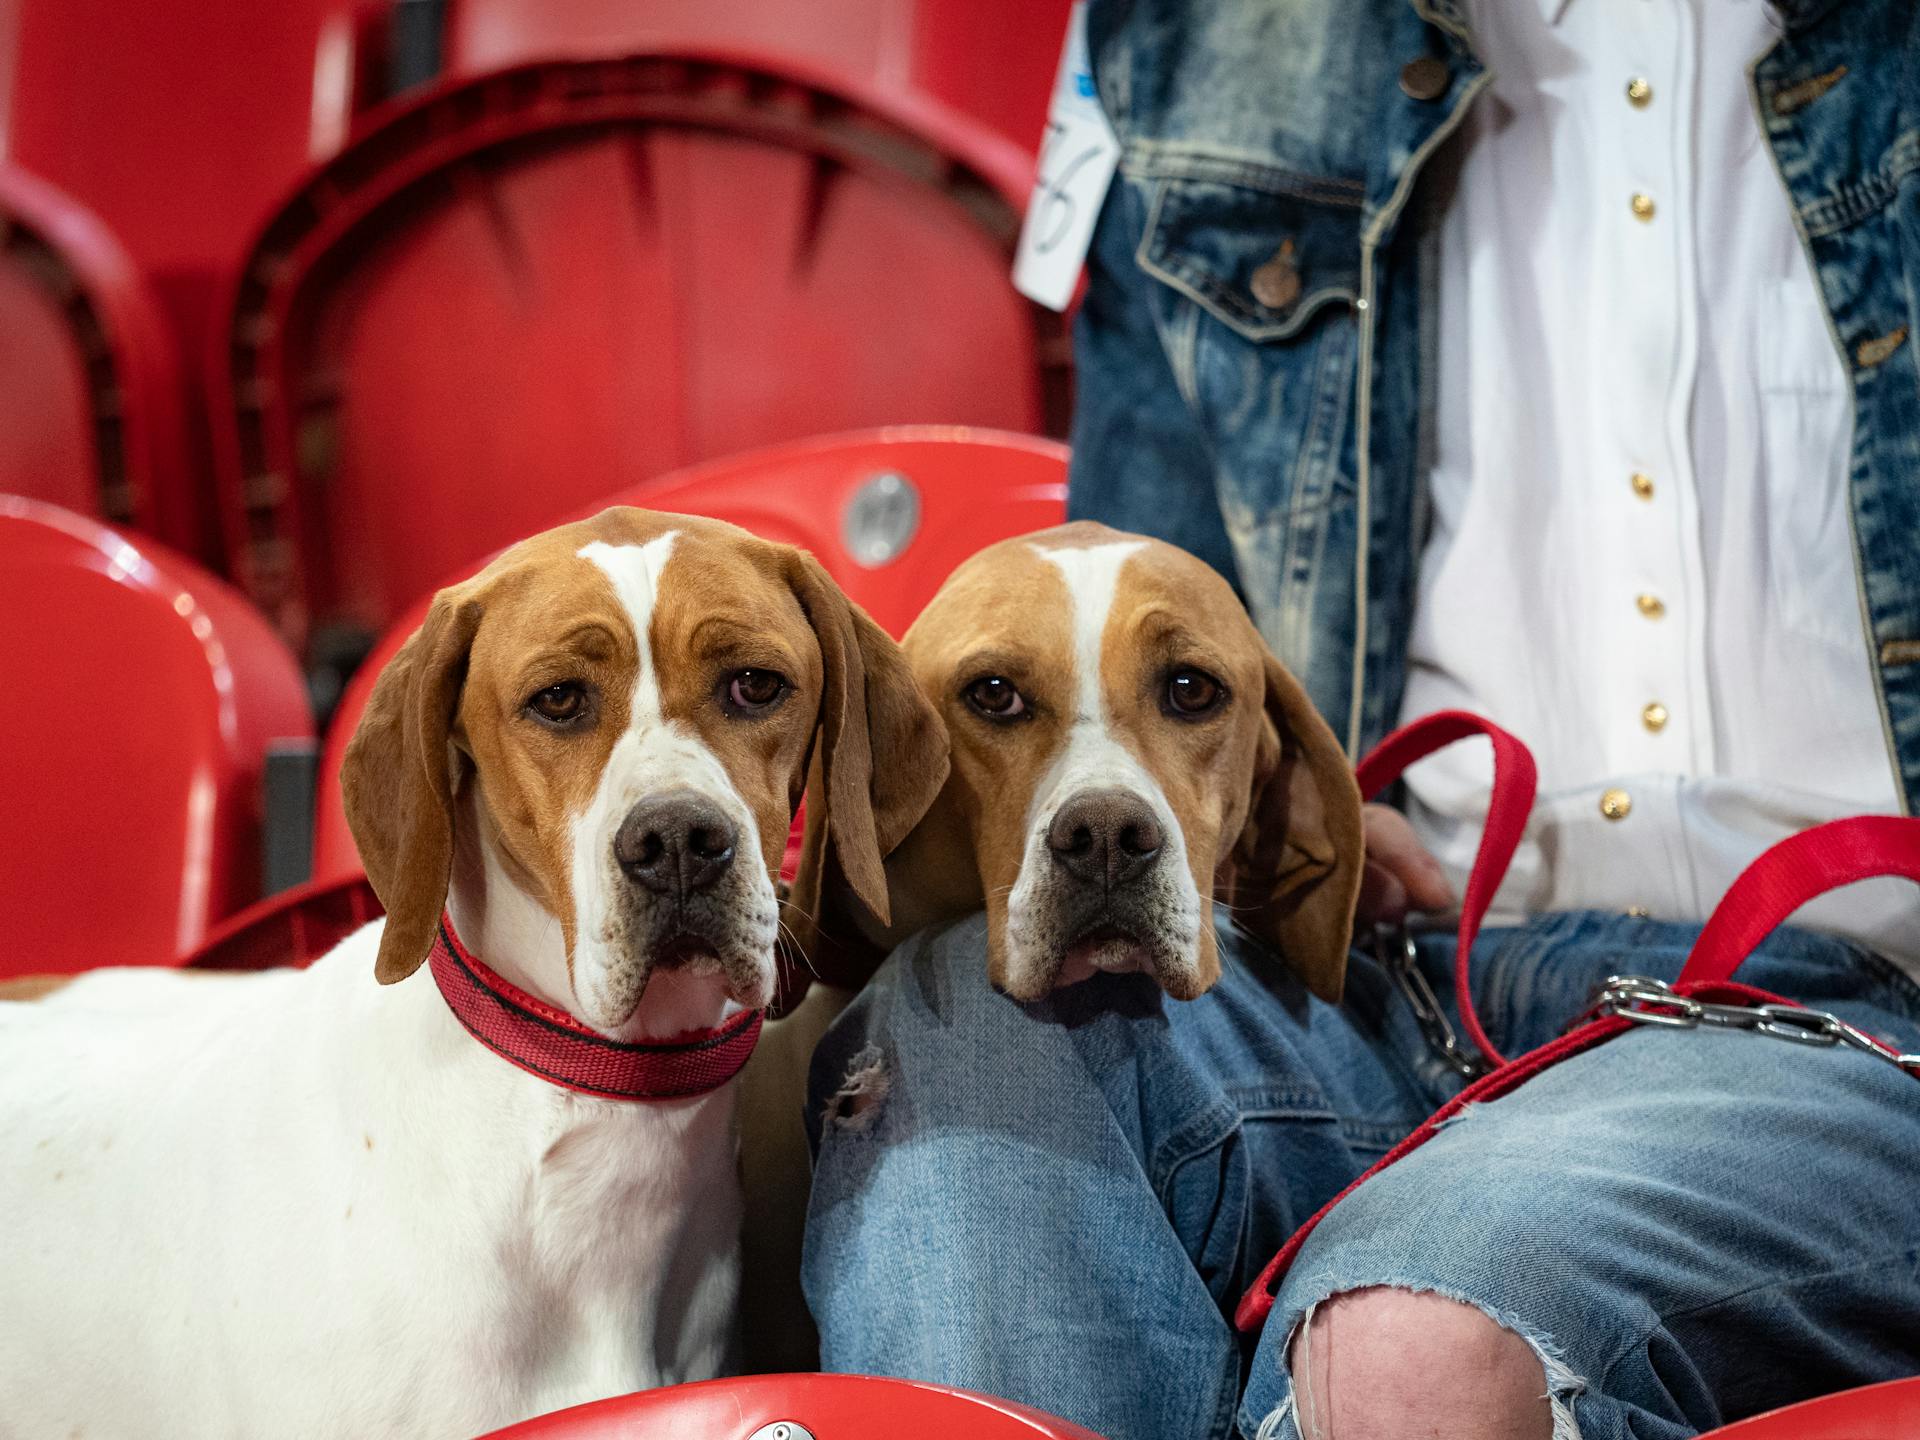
[1679, 815, 1920, 985]
[1354, 710, 1538, 1069]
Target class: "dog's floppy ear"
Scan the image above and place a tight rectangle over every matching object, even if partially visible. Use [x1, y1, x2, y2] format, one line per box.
[783, 553, 948, 969]
[1223, 650, 1364, 1003]
[342, 589, 483, 985]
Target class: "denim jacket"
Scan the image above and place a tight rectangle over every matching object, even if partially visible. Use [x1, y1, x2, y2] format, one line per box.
[1066, 0, 1920, 815]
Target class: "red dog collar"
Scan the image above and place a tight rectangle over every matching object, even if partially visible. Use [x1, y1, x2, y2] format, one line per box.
[428, 918, 762, 1101]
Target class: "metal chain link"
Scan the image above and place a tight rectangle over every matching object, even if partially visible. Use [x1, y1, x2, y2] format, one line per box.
[1374, 925, 1493, 1080]
[1580, 975, 1920, 1079]
[1375, 928, 1920, 1084]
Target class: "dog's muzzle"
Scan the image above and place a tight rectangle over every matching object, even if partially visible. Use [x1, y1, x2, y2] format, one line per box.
[603, 788, 773, 1010]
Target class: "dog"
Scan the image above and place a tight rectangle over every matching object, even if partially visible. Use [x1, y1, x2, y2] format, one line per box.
[0, 508, 945, 1439]
[791, 520, 1363, 1002]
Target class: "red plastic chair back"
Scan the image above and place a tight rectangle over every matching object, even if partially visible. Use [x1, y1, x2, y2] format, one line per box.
[0, 499, 314, 977]
[1699, 1378, 1920, 1438]
[3, 0, 381, 335]
[442, 0, 1073, 151]
[182, 873, 383, 973]
[476, 1373, 1109, 1439]
[308, 427, 1067, 883]
[0, 167, 197, 550]
[215, 54, 1070, 648]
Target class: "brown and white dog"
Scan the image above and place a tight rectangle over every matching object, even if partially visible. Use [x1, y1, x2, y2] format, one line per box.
[794, 521, 1364, 1002]
[0, 508, 943, 1439]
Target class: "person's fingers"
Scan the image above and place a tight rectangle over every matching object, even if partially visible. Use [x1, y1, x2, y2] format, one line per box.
[1356, 859, 1410, 930]
[1361, 804, 1454, 913]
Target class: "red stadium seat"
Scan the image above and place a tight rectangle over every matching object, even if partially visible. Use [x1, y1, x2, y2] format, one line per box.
[0, 499, 314, 977]
[213, 53, 1071, 649]
[475, 1373, 1110, 1439]
[1698, 1378, 1920, 1438]
[182, 873, 382, 973]
[442, 0, 1073, 151]
[0, 166, 197, 550]
[2, 0, 383, 340]
[308, 426, 1067, 884]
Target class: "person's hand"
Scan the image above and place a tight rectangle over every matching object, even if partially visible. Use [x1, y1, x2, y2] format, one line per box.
[1355, 803, 1453, 931]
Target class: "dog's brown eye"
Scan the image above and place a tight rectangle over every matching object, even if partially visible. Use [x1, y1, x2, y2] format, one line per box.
[528, 682, 589, 724]
[965, 676, 1028, 720]
[727, 669, 788, 712]
[1166, 669, 1224, 717]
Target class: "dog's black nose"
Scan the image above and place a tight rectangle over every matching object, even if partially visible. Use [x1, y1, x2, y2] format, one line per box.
[1047, 788, 1164, 890]
[615, 793, 738, 896]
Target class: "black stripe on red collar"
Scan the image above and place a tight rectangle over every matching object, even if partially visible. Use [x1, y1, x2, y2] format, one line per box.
[427, 918, 762, 1101]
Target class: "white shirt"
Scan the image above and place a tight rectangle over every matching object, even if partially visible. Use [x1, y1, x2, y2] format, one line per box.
[1398, 0, 1917, 972]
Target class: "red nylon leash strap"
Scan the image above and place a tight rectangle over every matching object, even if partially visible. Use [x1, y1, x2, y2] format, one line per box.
[1352, 709, 1538, 1069]
[428, 918, 763, 1101]
[1236, 718, 1920, 1331]
[1678, 815, 1920, 985]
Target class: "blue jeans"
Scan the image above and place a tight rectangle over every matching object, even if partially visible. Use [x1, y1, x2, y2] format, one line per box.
[801, 909, 1920, 1439]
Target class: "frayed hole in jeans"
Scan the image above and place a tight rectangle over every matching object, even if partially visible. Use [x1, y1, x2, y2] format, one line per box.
[824, 1045, 889, 1132]
[1276, 1285, 1587, 1440]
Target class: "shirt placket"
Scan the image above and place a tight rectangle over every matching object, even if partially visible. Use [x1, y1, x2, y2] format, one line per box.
[1604, 0, 1705, 838]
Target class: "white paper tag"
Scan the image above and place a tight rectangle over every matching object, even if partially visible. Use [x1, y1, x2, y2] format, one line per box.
[1012, 0, 1122, 312]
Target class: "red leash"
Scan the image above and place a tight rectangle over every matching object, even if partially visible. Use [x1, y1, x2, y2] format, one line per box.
[1235, 713, 1920, 1333]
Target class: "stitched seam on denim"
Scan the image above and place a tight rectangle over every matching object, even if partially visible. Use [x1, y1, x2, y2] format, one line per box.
[1123, 144, 1366, 206]
[1133, 180, 1358, 343]
[1148, 1093, 1245, 1198]
[1597, 1245, 1920, 1395]
[1797, 128, 1920, 238]
[1287, 319, 1361, 522]
[1226, 1082, 1339, 1113]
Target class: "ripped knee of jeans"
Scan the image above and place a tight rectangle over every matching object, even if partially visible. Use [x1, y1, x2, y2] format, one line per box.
[1261, 1285, 1586, 1440]
[822, 1044, 890, 1132]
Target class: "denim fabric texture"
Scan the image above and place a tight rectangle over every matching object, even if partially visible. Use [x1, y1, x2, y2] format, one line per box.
[802, 909, 1920, 1440]
[1067, 0, 1920, 805]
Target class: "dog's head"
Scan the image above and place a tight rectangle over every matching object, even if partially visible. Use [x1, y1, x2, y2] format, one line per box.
[870, 521, 1363, 1002]
[343, 507, 946, 1035]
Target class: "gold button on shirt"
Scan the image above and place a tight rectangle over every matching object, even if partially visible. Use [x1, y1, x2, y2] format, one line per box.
[1642, 702, 1670, 733]
[1600, 788, 1633, 821]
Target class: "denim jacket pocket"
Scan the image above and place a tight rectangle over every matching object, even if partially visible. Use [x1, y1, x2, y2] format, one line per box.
[1135, 169, 1363, 344]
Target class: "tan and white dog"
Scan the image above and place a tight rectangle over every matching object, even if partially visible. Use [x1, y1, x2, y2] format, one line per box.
[794, 521, 1364, 1003]
[0, 508, 944, 1439]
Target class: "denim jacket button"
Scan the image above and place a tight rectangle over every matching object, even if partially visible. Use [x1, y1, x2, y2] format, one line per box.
[1250, 238, 1302, 310]
[1399, 57, 1450, 102]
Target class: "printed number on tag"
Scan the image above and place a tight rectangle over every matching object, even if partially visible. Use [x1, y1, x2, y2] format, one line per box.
[1013, 1, 1121, 312]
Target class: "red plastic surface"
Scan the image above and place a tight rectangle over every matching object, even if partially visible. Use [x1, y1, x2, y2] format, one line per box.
[476, 1373, 1110, 1439]
[183, 873, 382, 972]
[443, 0, 1073, 150]
[2, 0, 380, 341]
[308, 426, 1067, 883]
[1700, 1377, 1920, 1438]
[0, 499, 314, 977]
[0, 166, 196, 548]
[215, 52, 1071, 647]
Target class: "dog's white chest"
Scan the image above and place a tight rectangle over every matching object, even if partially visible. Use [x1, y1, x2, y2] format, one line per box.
[0, 928, 743, 1440]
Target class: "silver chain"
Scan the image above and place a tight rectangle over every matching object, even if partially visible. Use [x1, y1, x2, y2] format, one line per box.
[1376, 927, 1920, 1084]
[1581, 975, 1920, 1079]
[1374, 925, 1493, 1080]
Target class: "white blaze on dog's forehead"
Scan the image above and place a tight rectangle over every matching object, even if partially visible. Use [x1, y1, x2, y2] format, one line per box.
[566, 530, 775, 1029]
[578, 533, 679, 722]
[1000, 538, 1202, 993]
[1031, 539, 1146, 726]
